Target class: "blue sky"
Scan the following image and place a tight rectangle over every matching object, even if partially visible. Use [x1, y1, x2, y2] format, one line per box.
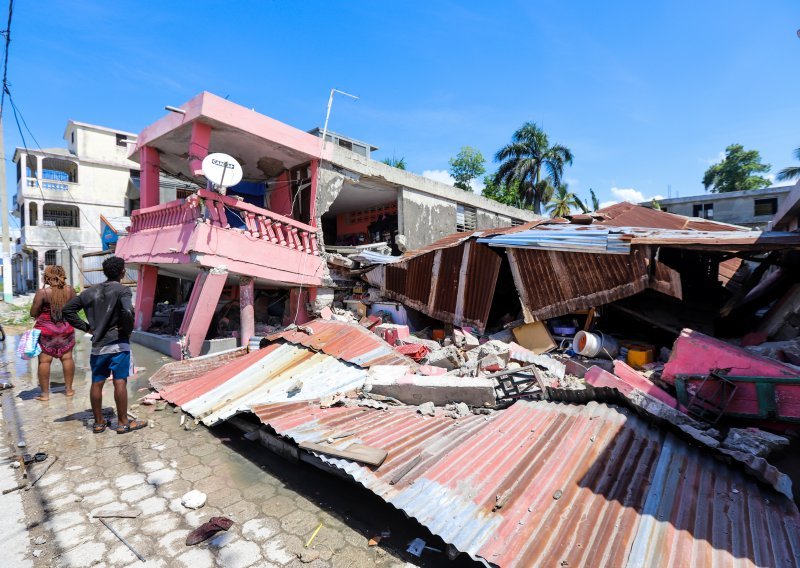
[5, 0, 800, 220]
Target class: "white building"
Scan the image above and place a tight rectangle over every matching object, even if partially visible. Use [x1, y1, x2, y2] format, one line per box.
[12, 121, 138, 292]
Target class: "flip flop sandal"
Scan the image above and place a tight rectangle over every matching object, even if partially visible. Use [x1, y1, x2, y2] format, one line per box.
[34, 452, 47, 463]
[22, 454, 33, 465]
[116, 419, 147, 434]
[185, 517, 234, 546]
[93, 420, 111, 434]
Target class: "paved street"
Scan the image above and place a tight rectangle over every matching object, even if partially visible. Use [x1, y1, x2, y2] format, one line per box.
[0, 335, 461, 567]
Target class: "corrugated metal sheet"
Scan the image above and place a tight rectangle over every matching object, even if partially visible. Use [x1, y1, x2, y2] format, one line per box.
[266, 319, 416, 368]
[595, 202, 748, 231]
[480, 225, 633, 255]
[253, 399, 800, 568]
[508, 246, 649, 322]
[382, 241, 502, 333]
[149, 347, 248, 390]
[159, 342, 367, 425]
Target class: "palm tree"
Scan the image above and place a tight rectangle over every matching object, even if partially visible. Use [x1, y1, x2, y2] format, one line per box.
[589, 188, 600, 211]
[494, 122, 573, 214]
[777, 147, 800, 182]
[546, 184, 579, 218]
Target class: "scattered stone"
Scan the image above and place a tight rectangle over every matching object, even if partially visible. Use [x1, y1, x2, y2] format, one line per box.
[11, 460, 20, 469]
[444, 402, 470, 419]
[479, 353, 507, 372]
[32, 549, 42, 558]
[417, 402, 436, 417]
[721, 428, 790, 458]
[17, 441, 26, 448]
[34, 536, 47, 545]
[181, 490, 207, 510]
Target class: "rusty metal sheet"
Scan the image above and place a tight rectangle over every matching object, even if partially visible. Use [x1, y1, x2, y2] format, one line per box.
[508, 246, 649, 322]
[596, 202, 747, 231]
[267, 319, 416, 368]
[382, 241, 501, 332]
[252, 399, 800, 568]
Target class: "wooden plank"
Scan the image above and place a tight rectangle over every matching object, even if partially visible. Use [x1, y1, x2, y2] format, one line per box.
[93, 508, 142, 519]
[299, 441, 387, 467]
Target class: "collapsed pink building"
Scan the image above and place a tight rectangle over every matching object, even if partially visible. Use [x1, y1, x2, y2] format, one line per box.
[117, 92, 536, 358]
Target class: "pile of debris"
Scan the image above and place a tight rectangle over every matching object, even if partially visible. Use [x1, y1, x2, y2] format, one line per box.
[142, 202, 800, 567]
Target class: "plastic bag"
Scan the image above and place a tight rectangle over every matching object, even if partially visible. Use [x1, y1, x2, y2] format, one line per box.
[17, 329, 42, 360]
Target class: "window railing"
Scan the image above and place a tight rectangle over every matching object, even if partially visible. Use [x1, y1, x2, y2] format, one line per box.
[129, 190, 320, 256]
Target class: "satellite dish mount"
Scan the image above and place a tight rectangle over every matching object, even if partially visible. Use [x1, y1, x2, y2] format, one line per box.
[201, 153, 243, 196]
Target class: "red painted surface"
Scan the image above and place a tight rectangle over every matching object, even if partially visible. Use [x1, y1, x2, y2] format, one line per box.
[663, 328, 800, 420]
[179, 270, 228, 358]
[612, 360, 678, 408]
[268, 171, 292, 218]
[239, 278, 255, 348]
[283, 288, 311, 326]
[663, 329, 798, 381]
[189, 121, 211, 176]
[117, 194, 325, 287]
[336, 203, 398, 240]
[134, 264, 158, 331]
[140, 145, 160, 208]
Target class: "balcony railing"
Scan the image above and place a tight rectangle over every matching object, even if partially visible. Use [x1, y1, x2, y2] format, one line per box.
[129, 190, 320, 255]
[24, 178, 74, 191]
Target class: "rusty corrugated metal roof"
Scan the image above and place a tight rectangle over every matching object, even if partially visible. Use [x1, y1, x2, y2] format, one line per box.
[159, 342, 367, 425]
[253, 399, 800, 568]
[382, 241, 502, 333]
[266, 319, 416, 368]
[509, 246, 649, 322]
[595, 202, 748, 231]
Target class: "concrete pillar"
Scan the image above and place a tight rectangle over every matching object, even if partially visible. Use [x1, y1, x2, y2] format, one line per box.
[140, 145, 160, 209]
[134, 264, 158, 331]
[239, 276, 255, 348]
[188, 122, 211, 176]
[283, 287, 312, 326]
[308, 159, 318, 226]
[179, 267, 228, 358]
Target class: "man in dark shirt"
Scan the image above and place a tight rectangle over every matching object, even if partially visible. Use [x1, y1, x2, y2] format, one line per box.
[63, 256, 147, 434]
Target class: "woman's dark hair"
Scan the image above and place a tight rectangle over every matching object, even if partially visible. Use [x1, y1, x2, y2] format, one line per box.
[102, 256, 126, 281]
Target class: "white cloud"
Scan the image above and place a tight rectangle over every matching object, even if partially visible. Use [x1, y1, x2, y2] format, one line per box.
[600, 187, 664, 209]
[565, 177, 580, 189]
[422, 169, 483, 194]
[700, 151, 726, 166]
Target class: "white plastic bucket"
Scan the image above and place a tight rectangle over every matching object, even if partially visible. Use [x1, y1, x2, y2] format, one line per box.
[572, 331, 619, 359]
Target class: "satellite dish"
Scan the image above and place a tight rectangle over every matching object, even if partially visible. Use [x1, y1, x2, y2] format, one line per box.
[201, 153, 243, 194]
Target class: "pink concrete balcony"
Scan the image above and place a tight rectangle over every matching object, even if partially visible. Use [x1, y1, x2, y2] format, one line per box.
[117, 189, 324, 287]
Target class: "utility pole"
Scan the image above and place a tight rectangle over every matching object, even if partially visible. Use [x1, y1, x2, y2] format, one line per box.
[0, 111, 10, 302]
[320, 88, 358, 150]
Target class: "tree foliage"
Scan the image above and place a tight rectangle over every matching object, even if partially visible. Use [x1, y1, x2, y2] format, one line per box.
[449, 146, 486, 191]
[493, 122, 573, 214]
[546, 184, 580, 218]
[777, 147, 800, 182]
[702, 144, 771, 193]
[481, 176, 526, 208]
[382, 156, 407, 170]
[589, 188, 600, 211]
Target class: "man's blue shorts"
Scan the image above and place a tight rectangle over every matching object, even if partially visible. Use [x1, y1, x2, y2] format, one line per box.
[90, 351, 131, 382]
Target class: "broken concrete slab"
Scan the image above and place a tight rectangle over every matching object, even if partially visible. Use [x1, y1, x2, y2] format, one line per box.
[562, 356, 614, 379]
[397, 335, 442, 352]
[612, 360, 679, 409]
[454, 329, 480, 350]
[417, 402, 435, 417]
[366, 374, 496, 407]
[423, 346, 464, 371]
[721, 428, 790, 458]
[479, 353, 507, 372]
[444, 402, 470, 419]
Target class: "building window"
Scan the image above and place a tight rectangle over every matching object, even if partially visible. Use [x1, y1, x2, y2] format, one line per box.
[511, 218, 524, 227]
[44, 250, 57, 266]
[351, 144, 367, 157]
[116, 133, 127, 147]
[71, 131, 75, 144]
[43, 204, 79, 228]
[692, 203, 714, 219]
[41, 157, 78, 187]
[29, 202, 38, 226]
[456, 204, 477, 232]
[754, 198, 778, 217]
[337, 138, 353, 151]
